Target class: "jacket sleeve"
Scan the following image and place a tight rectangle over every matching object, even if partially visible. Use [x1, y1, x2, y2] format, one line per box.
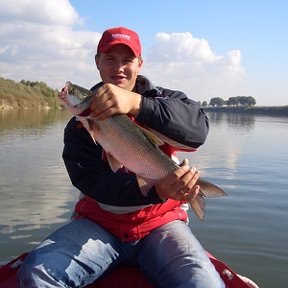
[62, 117, 163, 206]
[136, 88, 209, 149]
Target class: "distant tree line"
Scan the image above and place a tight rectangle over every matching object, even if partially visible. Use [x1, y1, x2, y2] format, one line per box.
[20, 80, 57, 99]
[0, 77, 60, 109]
[202, 96, 256, 107]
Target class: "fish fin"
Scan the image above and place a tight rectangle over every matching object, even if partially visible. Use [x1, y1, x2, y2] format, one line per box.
[136, 126, 165, 146]
[77, 117, 98, 144]
[134, 122, 194, 151]
[106, 153, 123, 172]
[147, 128, 196, 151]
[197, 178, 227, 198]
[190, 194, 206, 221]
[136, 176, 153, 196]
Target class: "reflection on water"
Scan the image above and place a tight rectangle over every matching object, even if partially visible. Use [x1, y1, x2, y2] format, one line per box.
[208, 111, 255, 131]
[0, 109, 69, 140]
[0, 109, 78, 261]
[181, 113, 288, 288]
[1, 111, 288, 288]
[182, 112, 254, 174]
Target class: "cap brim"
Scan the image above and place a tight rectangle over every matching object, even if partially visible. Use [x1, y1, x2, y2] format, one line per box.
[100, 41, 139, 56]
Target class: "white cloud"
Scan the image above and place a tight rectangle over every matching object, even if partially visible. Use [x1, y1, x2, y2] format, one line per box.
[0, 0, 245, 102]
[0, 0, 101, 89]
[0, 0, 79, 26]
[147, 32, 219, 62]
[142, 32, 245, 101]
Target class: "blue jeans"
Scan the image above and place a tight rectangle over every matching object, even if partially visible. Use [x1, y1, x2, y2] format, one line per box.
[18, 219, 224, 288]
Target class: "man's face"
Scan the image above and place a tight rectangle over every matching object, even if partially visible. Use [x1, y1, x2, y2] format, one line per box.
[95, 44, 143, 91]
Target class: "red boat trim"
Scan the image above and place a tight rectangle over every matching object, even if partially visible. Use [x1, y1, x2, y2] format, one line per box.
[0, 251, 259, 288]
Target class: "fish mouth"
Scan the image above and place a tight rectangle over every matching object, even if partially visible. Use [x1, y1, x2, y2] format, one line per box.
[59, 86, 68, 99]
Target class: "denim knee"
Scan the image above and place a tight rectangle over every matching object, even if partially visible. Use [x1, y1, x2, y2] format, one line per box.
[17, 250, 67, 288]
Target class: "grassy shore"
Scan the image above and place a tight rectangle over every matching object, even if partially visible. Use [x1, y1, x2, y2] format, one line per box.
[0, 77, 60, 110]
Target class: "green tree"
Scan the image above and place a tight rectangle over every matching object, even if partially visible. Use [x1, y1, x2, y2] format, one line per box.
[209, 97, 225, 107]
[202, 101, 208, 107]
[246, 96, 256, 106]
[1, 77, 60, 109]
[227, 97, 239, 106]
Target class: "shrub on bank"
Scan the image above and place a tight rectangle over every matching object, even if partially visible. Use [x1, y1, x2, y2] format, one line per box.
[0, 77, 60, 110]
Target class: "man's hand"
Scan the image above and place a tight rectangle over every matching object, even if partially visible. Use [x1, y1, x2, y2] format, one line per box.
[90, 83, 142, 120]
[155, 159, 200, 202]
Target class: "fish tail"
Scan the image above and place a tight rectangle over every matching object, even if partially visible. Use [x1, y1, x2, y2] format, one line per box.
[190, 179, 227, 221]
[190, 194, 206, 221]
[197, 178, 227, 198]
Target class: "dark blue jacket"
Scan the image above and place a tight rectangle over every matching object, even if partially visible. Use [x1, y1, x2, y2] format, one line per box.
[62, 75, 209, 207]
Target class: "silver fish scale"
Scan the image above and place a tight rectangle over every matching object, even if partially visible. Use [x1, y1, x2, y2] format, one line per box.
[61, 82, 227, 220]
[93, 114, 178, 180]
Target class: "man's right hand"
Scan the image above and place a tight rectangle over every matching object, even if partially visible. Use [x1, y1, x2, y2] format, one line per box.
[155, 159, 200, 202]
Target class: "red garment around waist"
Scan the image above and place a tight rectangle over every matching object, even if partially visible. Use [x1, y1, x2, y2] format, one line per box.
[74, 196, 188, 241]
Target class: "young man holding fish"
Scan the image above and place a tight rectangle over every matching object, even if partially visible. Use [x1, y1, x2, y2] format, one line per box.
[18, 27, 225, 287]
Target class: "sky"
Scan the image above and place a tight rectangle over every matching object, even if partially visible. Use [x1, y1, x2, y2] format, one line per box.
[0, 0, 287, 106]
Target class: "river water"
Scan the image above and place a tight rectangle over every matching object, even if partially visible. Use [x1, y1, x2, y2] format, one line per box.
[0, 110, 287, 288]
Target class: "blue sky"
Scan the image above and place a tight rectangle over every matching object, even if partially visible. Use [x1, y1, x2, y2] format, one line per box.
[0, 0, 287, 106]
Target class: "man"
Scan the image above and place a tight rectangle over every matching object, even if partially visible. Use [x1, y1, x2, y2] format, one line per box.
[18, 27, 224, 288]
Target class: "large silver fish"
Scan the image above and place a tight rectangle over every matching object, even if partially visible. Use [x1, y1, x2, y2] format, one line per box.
[59, 82, 227, 220]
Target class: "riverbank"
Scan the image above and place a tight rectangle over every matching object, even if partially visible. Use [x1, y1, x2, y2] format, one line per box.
[203, 105, 288, 116]
[0, 77, 60, 110]
[0, 99, 54, 110]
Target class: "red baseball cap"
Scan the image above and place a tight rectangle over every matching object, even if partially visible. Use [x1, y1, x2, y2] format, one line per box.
[97, 27, 142, 56]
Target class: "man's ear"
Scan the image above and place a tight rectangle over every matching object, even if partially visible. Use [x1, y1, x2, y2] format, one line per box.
[95, 54, 100, 70]
[138, 57, 143, 72]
